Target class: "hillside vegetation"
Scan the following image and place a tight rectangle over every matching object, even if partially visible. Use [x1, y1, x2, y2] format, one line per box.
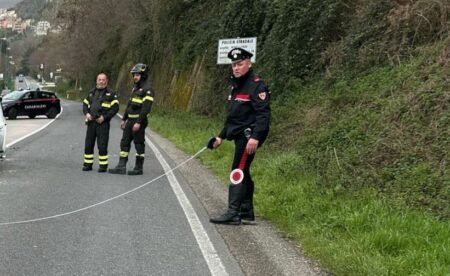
[31, 0, 450, 274]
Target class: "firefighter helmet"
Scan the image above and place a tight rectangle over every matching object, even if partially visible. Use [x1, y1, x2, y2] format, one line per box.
[130, 63, 148, 79]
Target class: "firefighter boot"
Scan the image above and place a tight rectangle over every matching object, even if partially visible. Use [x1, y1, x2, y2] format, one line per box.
[128, 156, 144, 175]
[210, 184, 242, 225]
[98, 164, 108, 173]
[108, 157, 127, 174]
[82, 163, 93, 171]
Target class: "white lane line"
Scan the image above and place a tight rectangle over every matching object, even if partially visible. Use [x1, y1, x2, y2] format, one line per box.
[146, 137, 228, 276]
[6, 107, 64, 148]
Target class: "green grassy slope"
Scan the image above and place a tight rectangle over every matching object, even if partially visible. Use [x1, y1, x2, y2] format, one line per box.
[149, 45, 450, 275]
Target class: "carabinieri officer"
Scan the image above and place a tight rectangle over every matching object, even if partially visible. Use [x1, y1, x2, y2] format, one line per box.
[209, 48, 271, 225]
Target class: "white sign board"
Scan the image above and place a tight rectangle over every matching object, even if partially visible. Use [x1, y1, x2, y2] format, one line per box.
[217, 37, 257, 65]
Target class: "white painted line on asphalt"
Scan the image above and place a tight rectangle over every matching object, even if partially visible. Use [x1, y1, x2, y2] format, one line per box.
[0, 147, 207, 226]
[146, 136, 229, 276]
[6, 107, 64, 148]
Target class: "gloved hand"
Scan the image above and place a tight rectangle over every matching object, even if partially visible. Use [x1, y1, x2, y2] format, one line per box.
[206, 137, 217, 149]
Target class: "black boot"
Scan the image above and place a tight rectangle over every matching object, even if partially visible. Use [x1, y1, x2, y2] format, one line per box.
[108, 157, 127, 174]
[240, 177, 255, 223]
[98, 164, 108, 173]
[210, 184, 243, 225]
[128, 156, 144, 175]
[82, 163, 92, 171]
[240, 201, 255, 224]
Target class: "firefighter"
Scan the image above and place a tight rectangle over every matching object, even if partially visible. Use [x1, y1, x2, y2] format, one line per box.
[209, 48, 271, 225]
[82, 72, 119, 172]
[109, 63, 154, 175]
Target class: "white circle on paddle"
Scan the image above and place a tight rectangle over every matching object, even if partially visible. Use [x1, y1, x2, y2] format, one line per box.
[230, 168, 244, 185]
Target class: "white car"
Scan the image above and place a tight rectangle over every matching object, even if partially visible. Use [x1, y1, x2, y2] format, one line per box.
[0, 97, 6, 158]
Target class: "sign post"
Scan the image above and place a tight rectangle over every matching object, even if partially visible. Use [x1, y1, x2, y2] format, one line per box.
[217, 37, 257, 65]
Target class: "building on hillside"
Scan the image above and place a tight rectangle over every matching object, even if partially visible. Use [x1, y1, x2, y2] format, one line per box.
[0, 9, 22, 31]
[36, 21, 51, 36]
[12, 18, 26, 33]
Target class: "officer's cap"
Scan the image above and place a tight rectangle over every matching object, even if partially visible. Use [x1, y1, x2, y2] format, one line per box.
[227, 48, 253, 63]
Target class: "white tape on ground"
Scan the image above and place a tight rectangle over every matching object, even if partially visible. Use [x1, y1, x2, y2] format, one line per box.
[1, 111, 228, 276]
[145, 136, 228, 276]
[117, 113, 228, 276]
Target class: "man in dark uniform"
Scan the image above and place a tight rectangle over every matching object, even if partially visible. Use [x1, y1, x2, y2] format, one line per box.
[82, 72, 119, 172]
[109, 63, 154, 175]
[209, 48, 271, 225]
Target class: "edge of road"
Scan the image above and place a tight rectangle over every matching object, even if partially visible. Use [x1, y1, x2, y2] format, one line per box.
[146, 128, 329, 276]
[6, 107, 64, 148]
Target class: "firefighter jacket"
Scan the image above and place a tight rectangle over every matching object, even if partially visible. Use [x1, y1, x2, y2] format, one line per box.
[123, 83, 154, 124]
[219, 69, 271, 142]
[83, 87, 119, 121]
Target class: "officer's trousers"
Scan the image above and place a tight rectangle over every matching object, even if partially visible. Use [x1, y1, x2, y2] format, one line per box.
[84, 121, 110, 166]
[119, 119, 147, 158]
[228, 135, 256, 213]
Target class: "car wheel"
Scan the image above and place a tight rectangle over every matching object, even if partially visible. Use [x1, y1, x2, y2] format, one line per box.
[46, 107, 58, 119]
[8, 108, 17, 120]
[28, 115, 36, 119]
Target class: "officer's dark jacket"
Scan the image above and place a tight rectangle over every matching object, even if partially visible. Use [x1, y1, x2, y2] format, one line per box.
[83, 87, 119, 121]
[219, 69, 271, 142]
[123, 82, 154, 124]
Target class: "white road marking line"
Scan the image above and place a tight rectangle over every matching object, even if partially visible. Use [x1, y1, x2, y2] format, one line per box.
[6, 106, 64, 148]
[146, 136, 228, 276]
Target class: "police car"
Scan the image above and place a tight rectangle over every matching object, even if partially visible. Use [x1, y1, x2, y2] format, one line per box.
[1, 89, 61, 119]
[0, 97, 6, 157]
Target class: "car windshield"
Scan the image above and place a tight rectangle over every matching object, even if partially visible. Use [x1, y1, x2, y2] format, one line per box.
[2, 91, 26, 101]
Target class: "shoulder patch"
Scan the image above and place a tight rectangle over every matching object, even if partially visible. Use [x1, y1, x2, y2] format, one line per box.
[258, 91, 267, 101]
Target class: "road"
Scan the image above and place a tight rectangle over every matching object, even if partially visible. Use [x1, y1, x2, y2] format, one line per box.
[0, 100, 242, 275]
[0, 96, 325, 275]
[15, 76, 41, 91]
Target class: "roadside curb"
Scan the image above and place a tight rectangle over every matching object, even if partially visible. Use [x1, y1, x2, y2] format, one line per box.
[146, 128, 328, 276]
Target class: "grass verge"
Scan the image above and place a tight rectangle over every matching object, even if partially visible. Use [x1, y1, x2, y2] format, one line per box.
[148, 44, 450, 275]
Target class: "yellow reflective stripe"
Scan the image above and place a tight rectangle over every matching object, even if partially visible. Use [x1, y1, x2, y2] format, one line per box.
[136, 153, 145, 157]
[99, 160, 108, 165]
[143, 96, 154, 102]
[84, 159, 94, 164]
[83, 99, 89, 105]
[101, 102, 111, 108]
[111, 99, 119, 106]
[128, 114, 139, 118]
[84, 154, 94, 158]
[131, 97, 143, 104]
[99, 155, 108, 160]
[120, 151, 129, 157]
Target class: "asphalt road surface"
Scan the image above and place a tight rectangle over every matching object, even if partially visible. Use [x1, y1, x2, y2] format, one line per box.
[15, 76, 41, 91]
[0, 99, 326, 276]
[0, 100, 243, 275]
